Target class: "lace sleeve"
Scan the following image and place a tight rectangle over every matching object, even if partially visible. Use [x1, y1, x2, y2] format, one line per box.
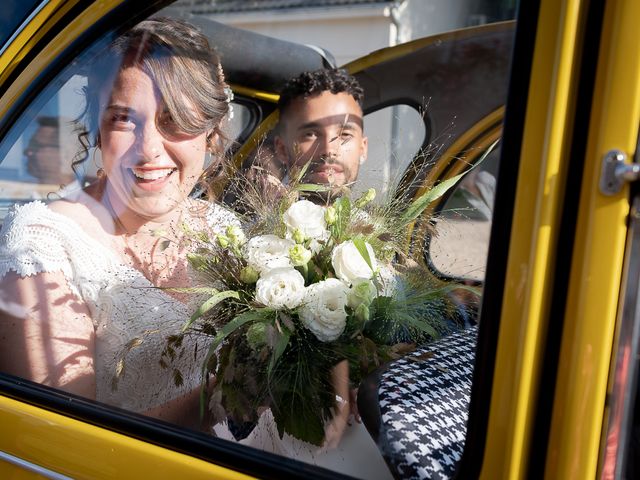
[0, 202, 80, 279]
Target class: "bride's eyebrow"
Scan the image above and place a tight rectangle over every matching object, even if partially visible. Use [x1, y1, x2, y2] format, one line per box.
[103, 105, 135, 115]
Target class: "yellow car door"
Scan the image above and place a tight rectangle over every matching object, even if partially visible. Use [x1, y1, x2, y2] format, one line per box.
[1, 0, 638, 479]
[477, 0, 640, 478]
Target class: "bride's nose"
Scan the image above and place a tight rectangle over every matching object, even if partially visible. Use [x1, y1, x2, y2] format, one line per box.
[136, 122, 164, 161]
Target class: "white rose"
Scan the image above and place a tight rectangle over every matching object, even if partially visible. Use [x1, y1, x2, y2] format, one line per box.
[255, 268, 306, 309]
[283, 200, 329, 241]
[299, 278, 349, 342]
[244, 234, 294, 273]
[331, 240, 377, 285]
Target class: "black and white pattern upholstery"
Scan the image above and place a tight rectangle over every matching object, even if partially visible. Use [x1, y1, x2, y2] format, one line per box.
[369, 326, 478, 480]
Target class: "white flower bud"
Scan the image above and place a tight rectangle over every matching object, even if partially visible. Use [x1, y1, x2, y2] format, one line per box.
[355, 188, 376, 208]
[226, 225, 246, 247]
[239, 265, 260, 284]
[292, 228, 306, 244]
[325, 206, 337, 225]
[289, 244, 312, 267]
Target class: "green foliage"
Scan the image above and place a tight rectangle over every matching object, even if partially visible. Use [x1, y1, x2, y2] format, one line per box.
[401, 139, 499, 225]
[183, 290, 240, 331]
[268, 327, 337, 446]
[352, 237, 374, 271]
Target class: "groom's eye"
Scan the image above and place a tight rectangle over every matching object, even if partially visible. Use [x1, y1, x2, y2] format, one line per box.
[300, 130, 317, 141]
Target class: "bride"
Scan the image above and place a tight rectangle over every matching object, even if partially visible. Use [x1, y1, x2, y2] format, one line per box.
[0, 16, 391, 479]
[0, 17, 237, 427]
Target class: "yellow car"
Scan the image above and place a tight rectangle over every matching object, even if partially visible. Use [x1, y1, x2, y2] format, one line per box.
[0, 0, 638, 479]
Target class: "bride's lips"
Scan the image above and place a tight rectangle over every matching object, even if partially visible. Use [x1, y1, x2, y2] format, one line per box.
[128, 166, 177, 191]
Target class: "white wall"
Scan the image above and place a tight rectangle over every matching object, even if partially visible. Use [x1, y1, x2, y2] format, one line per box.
[395, 0, 480, 43]
[206, 5, 393, 67]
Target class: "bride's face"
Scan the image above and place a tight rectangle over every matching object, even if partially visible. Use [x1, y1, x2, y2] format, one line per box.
[98, 65, 209, 221]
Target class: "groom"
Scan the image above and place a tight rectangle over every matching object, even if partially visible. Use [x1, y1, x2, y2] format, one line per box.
[272, 68, 369, 200]
[275, 69, 368, 435]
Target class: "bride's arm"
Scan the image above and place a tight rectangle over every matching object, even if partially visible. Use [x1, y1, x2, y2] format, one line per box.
[0, 271, 96, 398]
[0, 270, 211, 431]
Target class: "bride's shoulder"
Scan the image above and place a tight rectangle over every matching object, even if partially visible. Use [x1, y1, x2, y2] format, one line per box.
[2, 200, 77, 230]
[1, 194, 101, 240]
[48, 191, 106, 229]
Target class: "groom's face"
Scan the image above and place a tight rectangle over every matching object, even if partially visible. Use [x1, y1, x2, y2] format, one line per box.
[275, 91, 367, 189]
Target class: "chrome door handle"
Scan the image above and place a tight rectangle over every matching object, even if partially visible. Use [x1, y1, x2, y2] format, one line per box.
[600, 149, 640, 195]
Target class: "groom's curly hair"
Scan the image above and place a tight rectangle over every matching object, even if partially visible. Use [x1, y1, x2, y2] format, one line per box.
[277, 68, 364, 115]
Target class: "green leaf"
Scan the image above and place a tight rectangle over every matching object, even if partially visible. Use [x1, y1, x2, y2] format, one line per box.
[292, 160, 312, 184]
[267, 329, 291, 380]
[401, 139, 499, 224]
[158, 240, 171, 252]
[400, 313, 439, 339]
[401, 173, 465, 224]
[352, 237, 373, 271]
[272, 395, 326, 446]
[295, 183, 331, 193]
[332, 196, 352, 240]
[182, 290, 240, 332]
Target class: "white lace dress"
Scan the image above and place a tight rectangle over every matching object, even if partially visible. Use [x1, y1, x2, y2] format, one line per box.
[0, 200, 393, 478]
[0, 200, 237, 412]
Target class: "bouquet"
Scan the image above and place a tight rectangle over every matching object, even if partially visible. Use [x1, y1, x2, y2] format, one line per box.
[173, 162, 478, 446]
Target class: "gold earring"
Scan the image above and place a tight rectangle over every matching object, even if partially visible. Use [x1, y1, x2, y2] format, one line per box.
[92, 147, 102, 169]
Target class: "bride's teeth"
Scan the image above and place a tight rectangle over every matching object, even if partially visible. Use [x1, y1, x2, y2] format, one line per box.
[132, 168, 174, 180]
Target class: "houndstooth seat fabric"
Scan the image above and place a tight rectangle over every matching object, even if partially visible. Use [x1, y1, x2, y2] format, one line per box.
[373, 325, 478, 480]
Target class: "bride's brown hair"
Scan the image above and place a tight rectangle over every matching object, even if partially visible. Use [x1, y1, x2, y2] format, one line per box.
[75, 17, 230, 198]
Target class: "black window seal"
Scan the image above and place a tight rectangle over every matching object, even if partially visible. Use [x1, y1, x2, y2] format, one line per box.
[455, 0, 542, 477]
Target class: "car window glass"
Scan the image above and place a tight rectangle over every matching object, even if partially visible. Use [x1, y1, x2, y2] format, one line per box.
[358, 104, 425, 200]
[223, 101, 253, 150]
[0, 0, 38, 47]
[429, 144, 501, 282]
[0, 75, 88, 219]
[0, 1, 516, 479]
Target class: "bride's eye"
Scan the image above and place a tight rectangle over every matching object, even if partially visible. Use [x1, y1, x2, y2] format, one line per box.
[103, 108, 136, 130]
[158, 112, 183, 137]
[113, 113, 133, 124]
